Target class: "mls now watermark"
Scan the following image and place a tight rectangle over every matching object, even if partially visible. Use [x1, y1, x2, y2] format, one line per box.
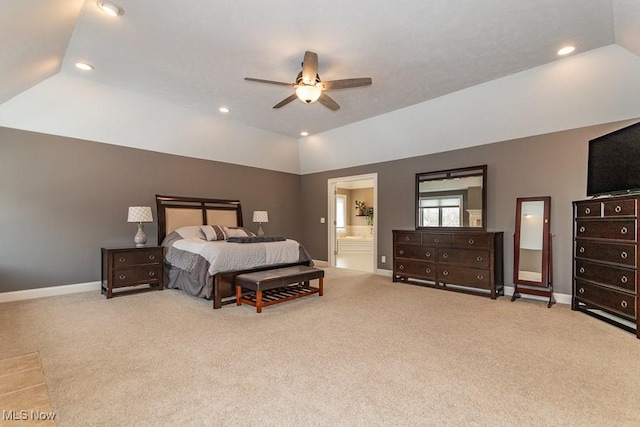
[3, 410, 57, 421]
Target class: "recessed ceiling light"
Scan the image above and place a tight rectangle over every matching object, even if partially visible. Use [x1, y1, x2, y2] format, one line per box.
[75, 62, 94, 71]
[557, 46, 575, 56]
[97, 1, 124, 16]
[219, 107, 230, 113]
[300, 131, 309, 137]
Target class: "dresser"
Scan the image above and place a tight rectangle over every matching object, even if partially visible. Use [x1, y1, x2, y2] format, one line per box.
[572, 196, 639, 338]
[101, 246, 163, 298]
[392, 230, 504, 299]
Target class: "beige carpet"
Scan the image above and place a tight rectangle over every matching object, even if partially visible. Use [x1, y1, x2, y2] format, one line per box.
[1, 268, 640, 426]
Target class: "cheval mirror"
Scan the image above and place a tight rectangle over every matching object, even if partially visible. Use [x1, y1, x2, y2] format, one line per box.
[512, 196, 554, 307]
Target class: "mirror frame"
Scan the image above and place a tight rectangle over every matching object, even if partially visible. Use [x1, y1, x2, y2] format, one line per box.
[415, 165, 487, 231]
[513, 196, 551, 288]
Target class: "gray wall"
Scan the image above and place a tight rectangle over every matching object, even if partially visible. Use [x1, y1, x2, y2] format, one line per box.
[300, 120, 639, 295]
[0, 127, 302, 292]
[3, 119, 639, 296]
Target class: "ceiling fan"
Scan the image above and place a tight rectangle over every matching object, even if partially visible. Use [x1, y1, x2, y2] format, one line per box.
[244, 51, 372, 111]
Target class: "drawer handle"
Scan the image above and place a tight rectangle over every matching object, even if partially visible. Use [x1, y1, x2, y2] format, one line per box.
[579, 247, 585, 253]
[579, 226, 585, 233]
[399, 265, 405, 270]
[399, 249, 404, 255]
[468, 239, 474, 245]
[477, 274, 484, 280]
[405, 236, 410, 241]
[434, 238, 440, 243]
[621, 252, 628, 259]
[425, 252, 431, 258]
[579, 287, 584, 294]
[579, 267, 585, 274]
[621, 300, 628, 308]
[621, 227, 628, 235]
[119, 274, 126, 280]
[442, 271, 449, 276]
[476, 256, 483, 262]
[615, 205, 622, 213]
[149, 271, 155, 276]
[425, 268, 431, 274]
[118, 257, 126, 263]
[621, 275, 628, 284]
[442, 253, 448, 259]
[149, 254, 155, 260]
[585, 207, 591, 214]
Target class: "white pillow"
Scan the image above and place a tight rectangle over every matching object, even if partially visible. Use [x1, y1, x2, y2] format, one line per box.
[174, 226, 205, 239]
[223, 226, 254, 237]
[201, 225, 226, 241]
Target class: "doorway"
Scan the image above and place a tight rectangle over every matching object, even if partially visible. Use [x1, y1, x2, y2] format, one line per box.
[328, 173, 377, 273]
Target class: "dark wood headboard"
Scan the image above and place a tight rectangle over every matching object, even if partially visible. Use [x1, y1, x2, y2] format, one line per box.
[155, 194, 243, 244]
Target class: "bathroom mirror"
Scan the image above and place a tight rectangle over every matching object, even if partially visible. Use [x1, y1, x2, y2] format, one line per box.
[512, 196, 554, 307]
[415, 165, 487, 230]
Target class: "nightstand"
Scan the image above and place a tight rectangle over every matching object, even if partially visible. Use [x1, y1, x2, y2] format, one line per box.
[101, 246, 163, 298]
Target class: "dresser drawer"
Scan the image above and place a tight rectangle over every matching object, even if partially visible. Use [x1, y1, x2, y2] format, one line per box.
[112, 266, 161, 286]
[421, 233, 452, 246]
[575, 201, 601, 218]
[576, 219, 636, 241]
[394, 260, 436, 280]
[575, 280, 636, 319]
[394, 232, 421, 244]
[395, 244, 435, 261]
[112, 249, 161, 266]
[575, 260, 636, 292]
[438, 266, 491, 289]
[437, 248, 490, 268]
[452, 233, 491, 248]
[603, 199, 636, 217]
[575, 240, 636, 267]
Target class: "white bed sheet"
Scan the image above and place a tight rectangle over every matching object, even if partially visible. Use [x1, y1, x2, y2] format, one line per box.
[172, 237, 302, 275]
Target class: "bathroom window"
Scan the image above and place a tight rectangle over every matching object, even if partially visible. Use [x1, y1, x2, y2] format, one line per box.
[419, 196, 462, 227]
[336, 194, 347, 232]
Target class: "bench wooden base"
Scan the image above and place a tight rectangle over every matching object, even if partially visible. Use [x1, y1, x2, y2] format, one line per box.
[235, 266, 324, 313]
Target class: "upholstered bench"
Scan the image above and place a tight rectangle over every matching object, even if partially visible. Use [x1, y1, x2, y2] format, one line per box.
[235, 265, 324, 313]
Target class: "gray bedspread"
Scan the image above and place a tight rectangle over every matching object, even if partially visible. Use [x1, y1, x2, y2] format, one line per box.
[161, 231, 312, 299]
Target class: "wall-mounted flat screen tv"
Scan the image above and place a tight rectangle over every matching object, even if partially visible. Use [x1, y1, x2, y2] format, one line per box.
[587, 122, 640, 197]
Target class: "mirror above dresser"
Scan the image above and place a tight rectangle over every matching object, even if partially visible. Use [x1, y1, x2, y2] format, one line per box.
[415, 165, 487, 230]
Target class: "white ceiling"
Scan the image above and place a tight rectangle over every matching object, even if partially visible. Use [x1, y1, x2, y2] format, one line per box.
[2, 0, 640, 141]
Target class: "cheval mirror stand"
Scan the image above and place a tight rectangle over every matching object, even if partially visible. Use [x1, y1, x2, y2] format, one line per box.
[511, 196, 555, 307]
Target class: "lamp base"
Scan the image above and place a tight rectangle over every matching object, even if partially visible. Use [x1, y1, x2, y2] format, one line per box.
[257, 224, 264, 237]
[134, 223, 148, 247]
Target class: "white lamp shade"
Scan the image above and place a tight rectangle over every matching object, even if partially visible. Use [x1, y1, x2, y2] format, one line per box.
[127, 206, 153, 223]
[252, 211, 268, 223]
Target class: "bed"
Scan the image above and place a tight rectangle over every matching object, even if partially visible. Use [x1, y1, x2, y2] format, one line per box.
[156, 194, 313, 309]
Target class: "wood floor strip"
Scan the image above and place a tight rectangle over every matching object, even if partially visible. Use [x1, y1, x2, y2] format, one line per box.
[0, 353, 55, 426]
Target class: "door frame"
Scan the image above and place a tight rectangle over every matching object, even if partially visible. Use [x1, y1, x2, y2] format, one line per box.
[327, 173, 378, 270]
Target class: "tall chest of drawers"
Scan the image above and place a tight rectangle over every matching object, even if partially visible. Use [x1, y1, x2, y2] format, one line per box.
[392, 230, 504, 299]
[573, 196, 639, 338]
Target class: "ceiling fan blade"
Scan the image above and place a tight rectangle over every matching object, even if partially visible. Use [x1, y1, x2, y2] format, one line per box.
[244, 77, 294, 87]
[301, 51, 318, 84]
[322, 78, 372, 90]
[318, 93, 340, 111]
[273, 93, 298, 109]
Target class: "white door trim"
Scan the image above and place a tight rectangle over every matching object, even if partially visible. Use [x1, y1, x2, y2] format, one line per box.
[327, 173, 378, 269]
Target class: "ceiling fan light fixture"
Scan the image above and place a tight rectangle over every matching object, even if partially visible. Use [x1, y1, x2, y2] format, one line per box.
[295, 84, 322, 104]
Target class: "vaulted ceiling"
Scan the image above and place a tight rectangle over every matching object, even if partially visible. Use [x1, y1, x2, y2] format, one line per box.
[2, 0, 640, 140]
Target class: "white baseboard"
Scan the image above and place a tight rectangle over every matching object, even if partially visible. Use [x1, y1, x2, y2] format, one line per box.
[0, 281, 101, 303]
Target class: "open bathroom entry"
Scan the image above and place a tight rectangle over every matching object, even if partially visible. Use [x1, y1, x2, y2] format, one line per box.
[327, 173, 377, 273]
